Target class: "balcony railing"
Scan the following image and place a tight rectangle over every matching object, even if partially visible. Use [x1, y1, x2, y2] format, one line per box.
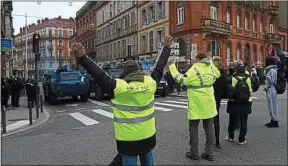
[252, 32, 257, 38]
[265, 33, 283, 44]
[237, 28, 243, 34]
[202, 18, 231, 36]
[245, 30, 250, 36]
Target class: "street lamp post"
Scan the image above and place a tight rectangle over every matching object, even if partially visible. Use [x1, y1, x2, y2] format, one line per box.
[25, 13, 28, 79]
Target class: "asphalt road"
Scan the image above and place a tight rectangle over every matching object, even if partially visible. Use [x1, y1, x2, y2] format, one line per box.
[2, 91, 287, 165]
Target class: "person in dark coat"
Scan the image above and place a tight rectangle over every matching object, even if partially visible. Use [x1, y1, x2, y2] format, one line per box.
[226, 64, 253, 145]
[1, 77, 11, 108]
[212, 57, 229, 151]
[25, 76, 37, 108]
[10, 74, 24, 107]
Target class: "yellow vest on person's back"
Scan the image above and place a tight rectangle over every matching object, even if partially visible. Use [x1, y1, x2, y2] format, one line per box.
[232, 76, 253, 102]
[111, 76, 157, 141]
[169, 59, 221, 120]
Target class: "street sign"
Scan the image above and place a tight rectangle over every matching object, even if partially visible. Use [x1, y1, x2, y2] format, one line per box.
[171, 49, 179, 56]
[191, 43, 197, 59]
[1, 38, 12, 52]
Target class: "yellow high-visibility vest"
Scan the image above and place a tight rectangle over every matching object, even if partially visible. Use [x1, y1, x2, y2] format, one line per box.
[112, 76, 157, 141]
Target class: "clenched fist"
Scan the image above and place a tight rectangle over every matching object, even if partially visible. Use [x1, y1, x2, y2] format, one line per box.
[71, 42, 86, 57]
[163, 35, 173, 49]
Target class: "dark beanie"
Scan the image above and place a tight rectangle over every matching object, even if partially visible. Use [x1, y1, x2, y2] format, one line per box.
[119, 60, 139, 78]
[265, 56, 277, 67]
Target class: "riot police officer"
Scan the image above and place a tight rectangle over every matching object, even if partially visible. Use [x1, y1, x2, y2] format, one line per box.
[10, 72, 24, 107]
[25, 76, 37, 108]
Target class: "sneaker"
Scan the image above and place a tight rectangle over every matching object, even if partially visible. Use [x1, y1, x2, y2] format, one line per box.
[225, 136, 234, 142]
[201, 153, 214, 161]
[215, 145, 222, 152]
[238, 140, 247, 145]
[186, 152, 200, 160]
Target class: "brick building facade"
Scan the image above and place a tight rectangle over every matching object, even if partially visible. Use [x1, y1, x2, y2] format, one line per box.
[75, 1, 97, 60]
[170, 1, 282, 68]
[278, 1, 288, 51]
[13, 17, 75, 77]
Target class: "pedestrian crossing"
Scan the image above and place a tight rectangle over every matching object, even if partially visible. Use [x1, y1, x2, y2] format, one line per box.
[65, 98, 230, 127]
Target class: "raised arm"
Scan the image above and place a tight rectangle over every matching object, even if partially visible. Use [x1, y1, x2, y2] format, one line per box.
[72, 43, 116, 97]
[150, 36, 172, 84]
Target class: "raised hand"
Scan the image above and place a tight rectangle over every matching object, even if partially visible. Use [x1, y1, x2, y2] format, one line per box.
[163, 35, 173, 49]
[72, 42, 86, 58]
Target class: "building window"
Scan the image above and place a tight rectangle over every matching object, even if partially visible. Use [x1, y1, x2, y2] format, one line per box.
[131, 12, 136, 25]
[142, 9, 147, 25]
[48, 30, 52, 36]
[157, 1, 164, 19]
[226, 7, 231, 24]
[59, 50, 62, 57]
[252, 45, 257, 63]
[210, 5, 217, 20]
[260, 47, 264, 63]
[58, 29, 63, 37]
[226, 43, 232, 62]
[59, 39, 62, 46]
[69, 30, 73, 36]
[269, 18, 274, 33]
[48, 40, 52, 45]
[102, 10, 104, 23]
[245, 14, 249, 30]
[237, 10, 241, 28]
[110, 4, 113, 18]
[117, 1, 121, 13]
[237, 43, 241, 60]
[49, 51, 52, 56]
[156, 28, 164, 48]
[252, 16, 256, 31]
[260, 17, 263, 33]
[177, 2, 184, 25]
[208, 40, 220, 56]
[149, 31, 154, 52]
[141, 34, 147, 53]
[149, 5, 156, 22]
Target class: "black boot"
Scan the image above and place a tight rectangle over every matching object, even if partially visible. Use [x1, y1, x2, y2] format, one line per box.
[266, 121, 279, 128]
[265, 120, 273, 127]
[186, 152, 200, 160]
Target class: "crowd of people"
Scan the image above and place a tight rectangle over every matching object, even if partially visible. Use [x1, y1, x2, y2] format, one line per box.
[71, 36, 286, 165]
[1, 73, 37, 109]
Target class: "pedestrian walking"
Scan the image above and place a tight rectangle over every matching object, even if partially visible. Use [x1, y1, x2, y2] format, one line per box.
[212, 57, 229, 151]
[169, 52, 220, 161]
[1, 77, 11, 108]
[226, 64, 253, 145]
[72, 36, 173, 166]
[264, 57, 279, 128]
[25, 76, 37, 108]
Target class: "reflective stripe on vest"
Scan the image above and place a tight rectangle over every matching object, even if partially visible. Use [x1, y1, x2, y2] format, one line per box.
[114, 112, 155, 123]
[174, 73, 184, 84]
[112, 100, 154, 111]
[186, 67, 214, 89]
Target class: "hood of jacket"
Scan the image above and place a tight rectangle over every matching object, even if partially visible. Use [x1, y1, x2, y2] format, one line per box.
[197, 58, 211, 65]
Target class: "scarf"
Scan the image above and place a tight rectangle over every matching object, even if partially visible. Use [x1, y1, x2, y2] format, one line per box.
[123, 71, 144, 83]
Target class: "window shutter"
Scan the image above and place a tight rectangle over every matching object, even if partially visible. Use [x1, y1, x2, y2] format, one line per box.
[155, 2, 159, 20]
[162, 1, 165, 19]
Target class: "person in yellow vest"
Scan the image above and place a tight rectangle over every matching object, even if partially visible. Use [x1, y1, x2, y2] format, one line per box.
[226, 64, 253, 145]
[72, 36, 173, 166]
[169, 52, 220, 161]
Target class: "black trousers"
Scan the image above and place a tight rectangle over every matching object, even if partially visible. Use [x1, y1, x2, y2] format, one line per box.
[27, 96, 35, 107]
[11, 94, 20, 106]
[228, 114, 248, 142]
[1, 97, 9, 107]
[213, 103, 220, 146]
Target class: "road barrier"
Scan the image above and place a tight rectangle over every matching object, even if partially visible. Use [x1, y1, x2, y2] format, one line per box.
[40, 95, 43, 113]
[29, 101, 33, 125]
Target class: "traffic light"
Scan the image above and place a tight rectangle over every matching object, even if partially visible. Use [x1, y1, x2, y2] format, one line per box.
[32, 33, 40, 54]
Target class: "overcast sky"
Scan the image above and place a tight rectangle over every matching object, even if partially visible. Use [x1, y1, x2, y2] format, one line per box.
[12, 1, 87, 34]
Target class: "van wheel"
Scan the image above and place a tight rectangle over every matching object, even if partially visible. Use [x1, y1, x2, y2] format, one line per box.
[80, 93, 89, 102]
[95, 85, 104, 101]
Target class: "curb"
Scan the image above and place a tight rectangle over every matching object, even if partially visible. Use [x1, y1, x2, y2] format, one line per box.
[168, 94, 187, 97]
[2, 106, 51, 137]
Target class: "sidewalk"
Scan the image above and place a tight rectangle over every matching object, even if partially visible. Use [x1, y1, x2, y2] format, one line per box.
[1, 96, 50, 137]
[168, 85, 288, 100]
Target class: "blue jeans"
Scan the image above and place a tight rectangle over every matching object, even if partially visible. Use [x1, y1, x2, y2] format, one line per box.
[122, 151, 154, 166]
[266, 87, 278, 121]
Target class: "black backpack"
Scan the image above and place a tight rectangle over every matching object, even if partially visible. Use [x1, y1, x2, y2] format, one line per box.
[233, 77, 250, 103]
[275, 69, 286, 94]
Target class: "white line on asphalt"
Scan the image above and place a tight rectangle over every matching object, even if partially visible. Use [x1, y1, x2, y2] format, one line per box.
[5, 120, 30, 131]
[155, 102, 188, 109]
[69, 112, 99, 125]
[154, 106, 173, 112]
[252, 97, 258, 99]
[91, 109, 114, 119]
[178, 99, 188, 102]
[76, 108, 86, 111]
[163, 100, 187, 105]
[57, 110, 67, 113]
[89, 99, 111, 107]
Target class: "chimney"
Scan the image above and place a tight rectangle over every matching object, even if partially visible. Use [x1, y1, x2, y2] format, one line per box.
[37, 19, 41, 24]
[20, 28, 22, 33]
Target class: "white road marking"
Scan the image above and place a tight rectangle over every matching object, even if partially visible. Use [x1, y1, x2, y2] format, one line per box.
[154, 106, 172, 112]
[91, 109, 114, 119]
[252, 97, 258, 99]
[76, 108, 86, 111]
[155, 102, 188, 109]
[89, 99, 111, 107]
[5, 120, 31, 131]
[65, 104, 79, 107]
[178, 99, 188, 102]
[163, 100, 187, 105]
[57, 110, 67, 113]
[69, 112, 99, 125]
